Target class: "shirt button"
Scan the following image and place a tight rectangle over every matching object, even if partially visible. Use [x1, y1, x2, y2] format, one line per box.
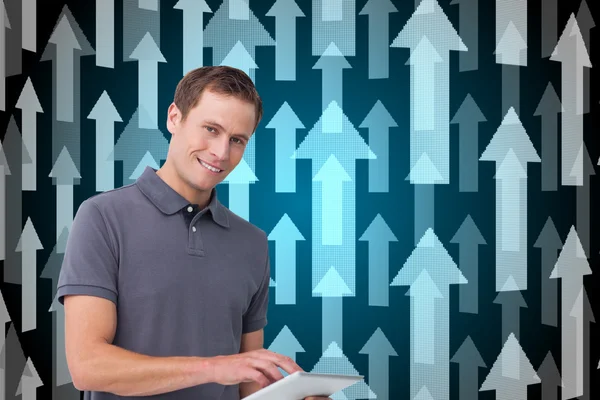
[192, 226, 197, 232]
[187, 206, 193, 213]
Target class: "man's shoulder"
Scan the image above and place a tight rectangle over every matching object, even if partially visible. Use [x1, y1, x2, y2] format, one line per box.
[220, 206, 267, 243]
[77, 183, 140, 216]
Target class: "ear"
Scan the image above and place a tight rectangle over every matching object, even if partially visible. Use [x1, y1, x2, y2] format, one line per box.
[166, 103, 181, 135]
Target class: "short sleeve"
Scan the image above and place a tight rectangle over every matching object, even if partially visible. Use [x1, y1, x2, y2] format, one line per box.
[56, 198, 119, 306]
[242, 240, 270, 334]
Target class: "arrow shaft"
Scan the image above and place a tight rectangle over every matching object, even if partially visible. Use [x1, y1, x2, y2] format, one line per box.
[414, 184, 434, 246]
[500, 177, 522, 251]
[541, 0, 558, 57]
[56, 184, 74, 244]
[367, 15, 389, 79]
[138, 61, 159, 129]
[274, 240, 297, 305]
[56, 46, 75, 122]
[502, 64, 520, 117]
[22, 110, 38, 191]
[541, 249, 559, 327]
[274, 128, 296, 193]
[321, 181, 344, 246]
[22, 0, 36, 51]
[95, 120, 116, 192]
[321, 67, 343, 112]
[182, 12, 204, 75]
[55, 307, 72, 385]
[458, 365, 479, 400]
[561, 278, 583, 399]
[322, 0, 342, 21]
[367, 356, 390, 400]
[22, 251, 37, 332]
[496, 0, 527, 62]
[274, 18, 297, 81]
[560, 62, 584, 186]
[0, 172, 5, 261]
[412, 296, 436, 364]
[228, 184, 250, 221]
[322, 297, 343, 352]
[368, 127, 389, 193]
[576, 183, 590, 258]
[458, 244, 479, 314]
[540, 114, 558, 191]
[96, 0, 115, 68]
[0, 8, 5, 111]
[457, 123, 479, 192]
[457, 0, 478, 71]
[412, 62, 435, 131]
[367, 241, 389, 306]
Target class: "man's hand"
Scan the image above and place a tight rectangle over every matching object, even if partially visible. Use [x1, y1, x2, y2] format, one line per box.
[209, 348, 303, 388]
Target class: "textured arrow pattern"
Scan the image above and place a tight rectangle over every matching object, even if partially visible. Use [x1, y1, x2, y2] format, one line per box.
[0, 1, 598, 400]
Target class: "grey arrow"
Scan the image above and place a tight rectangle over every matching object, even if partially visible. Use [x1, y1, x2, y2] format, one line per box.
[573, 143, 595, 259]
[450, 0, 479, 71]
[15, 77, 43, 191]
[576, 0, 594, 114]
[533, 216, 562, 327]
[0, 0, 7, 111]
[450, 336, 486, 400]
[450, 214, 486, 314]
[494, 276, 527, 344]
[537, 351, 563, 400]
[15, 358, 43, 399]
[41, 227, 69, 299]
[450, 93, 486, 192]
[541, 0, 558, 58]
[1, 324, 27, 400]
[4, 0, 22, 77]
[49, 294, 73, 387]
[15, 217, 43, 332]
[534, 82, 563, 192]
[0, 141, 10, 261]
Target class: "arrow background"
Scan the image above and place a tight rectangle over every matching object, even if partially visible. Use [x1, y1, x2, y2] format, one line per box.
[0, 0, 599, 399]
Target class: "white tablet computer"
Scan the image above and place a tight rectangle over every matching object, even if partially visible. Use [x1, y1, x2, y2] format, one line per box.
[242, 371, 363, 400]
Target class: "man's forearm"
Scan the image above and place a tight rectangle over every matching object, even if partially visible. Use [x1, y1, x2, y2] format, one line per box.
[75, 342, 213, 396]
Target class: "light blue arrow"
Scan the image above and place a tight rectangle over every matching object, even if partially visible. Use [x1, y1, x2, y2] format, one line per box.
[450, 93, 486, 193]
[15, 218, 43, 333]
[110, 107, 169, 185]
[130, 32, 166, 129]
[390, 228, 467, 400]
[229, 0, 249, 20]
[495, 21, 527, 116]
[322, 0, 342, 21]
[268, 214, 305, 305]
[494, 275, 527, 343]
[480, 107, 540, 291]
[534, 82, 563, 192]
[312, 0, 356, 57]
[266, 0, 304, 81]
[204, 0, 274, 69]
[573, 144, 595, 258]
[49, 147, 81, 245]
[359, 0, 398, 79]
[359, 214, 398, 307]
[495, 149, 527, 252]
[390, 0, 467, 185]
[358, 328, 397, 400]
[360, 100, 397, 193]
[314, 154, 351, 246]
[266, 101, 304, 193]
[495, 0, 528, 66]
[223, 158, 257, 221]
[221, 41, 258, 81]
[96, 0, 115, 68]
[139, 0, 158, 11]
[129, 151, 160, 180]
[450, 0, 479, 71]
[268, 325, 305, 376]
[313, 43, 351, 112]
[533, 217, 562, 327]
[450, 215, 486, 314]
[313, 267, 352, 353]
[294, 101, 375, 296]
[407, 153, 443, 245]
[88, 90, 122, 192]
[123, 0, 160, 62]
[406, 269, 442, 364]
[174, 0, 212, 75]
[15, 78, 44, 192]
[407, 36, 442, 132]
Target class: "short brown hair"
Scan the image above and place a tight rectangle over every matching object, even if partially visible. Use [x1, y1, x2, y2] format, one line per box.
[173, 66, 263, 132]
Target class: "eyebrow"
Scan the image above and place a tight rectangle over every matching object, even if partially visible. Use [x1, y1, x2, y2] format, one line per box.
[203, 119, 251, 141]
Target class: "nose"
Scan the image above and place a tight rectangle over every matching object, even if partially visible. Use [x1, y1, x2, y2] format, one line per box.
[210, 135, 229, 161]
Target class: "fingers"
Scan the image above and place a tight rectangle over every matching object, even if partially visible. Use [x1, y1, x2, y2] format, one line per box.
[255, 349, 304, 375]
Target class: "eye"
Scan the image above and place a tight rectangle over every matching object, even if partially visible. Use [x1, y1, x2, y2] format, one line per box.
[205, 126, 216, 133]
[231, 137, 244, 145]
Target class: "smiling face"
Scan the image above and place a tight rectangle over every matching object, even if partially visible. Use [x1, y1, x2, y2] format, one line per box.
[163, 89, 257, 205]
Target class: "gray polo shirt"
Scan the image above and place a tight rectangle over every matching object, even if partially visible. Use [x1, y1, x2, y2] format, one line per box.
[57, 166, 270, 400]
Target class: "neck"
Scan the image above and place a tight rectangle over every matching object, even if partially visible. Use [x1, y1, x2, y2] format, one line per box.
[156, 161, 212, 209]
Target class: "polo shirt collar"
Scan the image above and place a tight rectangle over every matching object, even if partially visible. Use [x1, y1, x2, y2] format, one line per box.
[136, 166, 230, 228]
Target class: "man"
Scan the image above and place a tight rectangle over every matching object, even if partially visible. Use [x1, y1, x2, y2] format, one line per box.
[57, 66, 332, 400]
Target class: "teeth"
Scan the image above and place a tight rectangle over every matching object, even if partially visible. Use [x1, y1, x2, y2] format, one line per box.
[199, 159, 222, 173]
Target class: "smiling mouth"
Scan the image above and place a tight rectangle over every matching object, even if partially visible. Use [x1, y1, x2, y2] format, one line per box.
[197, 158, 223, 173]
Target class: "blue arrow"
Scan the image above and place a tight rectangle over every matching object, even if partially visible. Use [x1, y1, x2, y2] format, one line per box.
[266, 0, 305, 81]
[359, 0, 398, 79]
[314, 155, 351, 246]
[358, 214, 398, 307]
[96, 0, 115, 68]
[268, 325, 306, 376]
[88, 90, 122, 192]
[174, 0, 212, 75]
[313, 43, 351, 112]
[268, 214, 305, 305]
[407, 153, 443, 245]
[130, 32, 166, 129]
[313, 267, 352, 352]
[123, 0, 160, 62]
[266, 101, 304, 193]
[223, 158, 258, 221]
[311, 0, 356, 57]
[359, 100, 397, 193]
[359, 328, 397, 400]
[450, 0, 479, 71]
